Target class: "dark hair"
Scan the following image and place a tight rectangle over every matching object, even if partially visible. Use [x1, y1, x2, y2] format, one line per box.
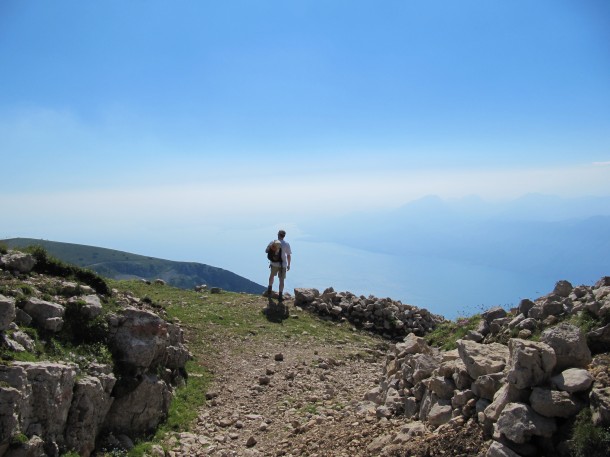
[278, 230, 286, 238]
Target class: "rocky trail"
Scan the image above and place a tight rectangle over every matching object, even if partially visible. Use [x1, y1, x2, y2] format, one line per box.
[164, 298, 488, 457]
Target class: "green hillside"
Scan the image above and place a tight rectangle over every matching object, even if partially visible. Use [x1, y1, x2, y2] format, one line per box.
[1, 238, 265, 294]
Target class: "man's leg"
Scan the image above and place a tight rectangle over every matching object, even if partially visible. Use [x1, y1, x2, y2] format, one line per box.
[267, 270, 275, 295]
[278, 269, 285, 301]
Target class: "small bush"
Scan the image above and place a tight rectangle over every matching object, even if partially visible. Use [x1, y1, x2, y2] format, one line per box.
[27, 246, 111, 295]
[62, 300, 110, 345]
[10, 433, 28, 446]
[571, 408, 610, 457]
[425, 315, 482, 350]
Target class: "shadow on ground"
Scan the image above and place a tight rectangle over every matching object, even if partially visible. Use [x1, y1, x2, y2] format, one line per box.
[263, 298, 290, 323]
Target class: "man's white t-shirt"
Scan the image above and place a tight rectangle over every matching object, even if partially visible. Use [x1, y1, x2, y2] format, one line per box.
[279, 239, 292, 267]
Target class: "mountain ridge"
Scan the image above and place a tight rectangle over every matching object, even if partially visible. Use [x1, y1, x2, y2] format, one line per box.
[0, 238, 266, 294]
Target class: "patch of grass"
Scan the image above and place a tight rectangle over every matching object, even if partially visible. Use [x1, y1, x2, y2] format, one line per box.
[570, 408, 610, 457]
[301, 403, 319, 415]
[18, 285, 34, 296]
[157, 362, 211, 434]
[571, 310, 603, 334]
[10, 433, 28, 446]
[424, 315, 482, 350]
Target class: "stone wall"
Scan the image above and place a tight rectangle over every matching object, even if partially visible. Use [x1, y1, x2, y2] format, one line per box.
[0, 251, 191, 457]
[294, 287, 444, 339]
[365, 277, 610, 456]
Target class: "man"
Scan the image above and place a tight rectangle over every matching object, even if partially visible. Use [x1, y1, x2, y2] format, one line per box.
[267, 229, 292, 301]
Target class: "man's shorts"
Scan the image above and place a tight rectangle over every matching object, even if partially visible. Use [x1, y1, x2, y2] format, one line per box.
[270, 265, 287, 279]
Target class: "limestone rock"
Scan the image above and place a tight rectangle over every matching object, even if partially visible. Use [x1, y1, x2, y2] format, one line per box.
[21, 298, 65, 332]
[108, 308, 169, 372]
[0, 294, 16, 331]
[456, 339, 509, 379]
[64, 371, 117, 456]
[0, 251, 36, 273]
[551, 368, 594, 393]
[495, 402, 557, 444]
[506, 339, 556, 389]
[104, 374, 172, 436]
[590, 386, 610, 427]
[484, 383, 529, 423]
[540, 323, 591, 371]
[529, 387, 584, 418]
[486, 441, 521, 457]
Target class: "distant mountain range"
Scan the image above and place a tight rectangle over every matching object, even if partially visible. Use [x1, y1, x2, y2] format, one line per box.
[1, 238, 266, 294]
[302, 193, 610, 284]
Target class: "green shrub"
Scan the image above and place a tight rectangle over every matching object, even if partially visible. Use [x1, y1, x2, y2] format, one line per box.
[571, 408, 610, 457]
[18, 285, 33, 296]
[62, 300, 110, 345]
[10, 433, 28, 446]
[27, 246, 111, 295]
[425, 315, 482, 350]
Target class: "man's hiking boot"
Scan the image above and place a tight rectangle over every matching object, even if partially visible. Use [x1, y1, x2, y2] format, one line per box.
[264, 286, 272, 297]
[278, 292, 283, 302]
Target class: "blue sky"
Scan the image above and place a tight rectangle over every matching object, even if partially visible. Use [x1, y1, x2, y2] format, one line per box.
[1, 0, 610, 273]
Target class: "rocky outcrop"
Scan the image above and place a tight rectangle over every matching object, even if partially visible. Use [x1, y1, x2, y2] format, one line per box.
[366, 277, 610, 456]
[294, 287, 444, 338]
[0, 250, 191, 457]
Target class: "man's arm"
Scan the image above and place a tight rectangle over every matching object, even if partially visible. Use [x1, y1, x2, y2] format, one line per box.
[287, 254, 291, 270]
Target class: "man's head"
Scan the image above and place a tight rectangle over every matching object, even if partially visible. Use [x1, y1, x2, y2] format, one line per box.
[278, 230, 286, 239]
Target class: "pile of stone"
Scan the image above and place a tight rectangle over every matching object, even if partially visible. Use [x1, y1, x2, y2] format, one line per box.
[294, 287, 444, 338]
[364, 277, 610, 456]
[0, 250, 191, 457]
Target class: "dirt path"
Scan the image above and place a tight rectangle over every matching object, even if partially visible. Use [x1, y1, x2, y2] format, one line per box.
[164, 299, 487, 457]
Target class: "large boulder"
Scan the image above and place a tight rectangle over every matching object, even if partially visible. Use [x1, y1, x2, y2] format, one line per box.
[108, 308, 170, 372]
[528, 294, 564, 320]
[21, 298, 65, 332]
[0, 294, 16, 331]
[482, 307, 507, 324]
[553, 280, 573, 298]
[64, 365, 116, 457]
[529, 387, 584, 418]
[551, 368, 594, 393]
[104, 374, 172, 436]
[10, 362, 77, 453]
[402, 353, 442, 386]
[395, 333, 434, 357]
[494, 402, 557, 444]
[293, 288, 319, 307]
[540, 323, 591, 371]
[484, 383, 530, 423]
[506, 339, 556, 389]
[0, 252, 36, 274]
[456, 340, 509, 379]
[472, 373, 505, 401]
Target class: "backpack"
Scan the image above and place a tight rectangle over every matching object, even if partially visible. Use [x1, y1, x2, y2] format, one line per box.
[266, 240, 282, 263]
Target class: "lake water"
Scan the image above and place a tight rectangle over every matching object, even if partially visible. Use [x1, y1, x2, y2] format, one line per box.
[188, 225, 608, 321]
[288, 240, 566, 319]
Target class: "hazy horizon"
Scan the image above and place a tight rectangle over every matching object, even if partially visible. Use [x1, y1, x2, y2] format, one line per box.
[4, 192, 609, 319]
